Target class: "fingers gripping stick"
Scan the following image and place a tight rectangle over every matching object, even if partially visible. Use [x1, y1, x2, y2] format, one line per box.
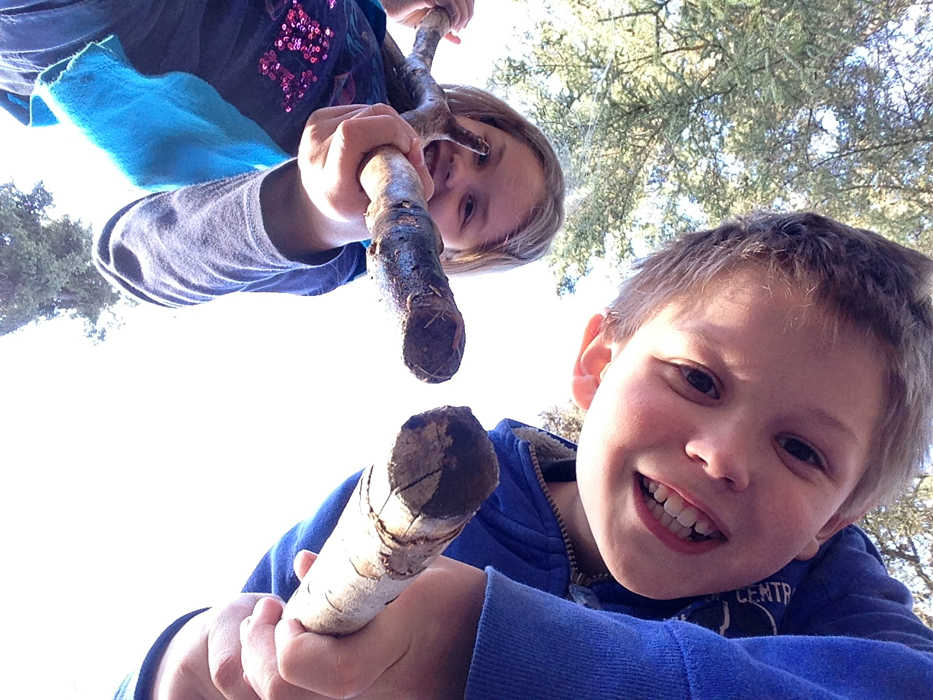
[361, 9, 489, 383]
[283, 406, 499, 635]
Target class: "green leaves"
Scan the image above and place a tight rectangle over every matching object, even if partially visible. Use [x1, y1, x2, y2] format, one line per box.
[494, 0, 932, 288]
[859, 476, 933, 627]
[0, 181, 120, 338]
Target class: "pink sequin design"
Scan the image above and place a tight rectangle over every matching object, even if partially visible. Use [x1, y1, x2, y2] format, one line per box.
[258, 0, 336, 112]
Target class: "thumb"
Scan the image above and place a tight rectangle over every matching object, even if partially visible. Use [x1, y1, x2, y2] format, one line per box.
[293, 550, 318, 580]
[408, 137, 435, 201]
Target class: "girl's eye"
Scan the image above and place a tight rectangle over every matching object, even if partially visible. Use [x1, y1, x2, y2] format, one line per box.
[475, 150, 489, 166]
[679, 365, 720, 399]
[776, 436, 825, 470]
[463, 195, 475, 224]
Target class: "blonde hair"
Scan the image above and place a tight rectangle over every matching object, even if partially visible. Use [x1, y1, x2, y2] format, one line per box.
[601, 211, 933, 516]
[438, 85, 565, 274]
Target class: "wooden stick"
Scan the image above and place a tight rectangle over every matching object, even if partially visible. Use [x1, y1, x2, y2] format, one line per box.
[362, 10, 488, 383]
[283, 405, 499, 635]
[381, 20, 489, 154]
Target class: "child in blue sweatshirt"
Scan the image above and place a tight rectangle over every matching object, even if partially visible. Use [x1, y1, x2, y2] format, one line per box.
[118, 211, 933, 699]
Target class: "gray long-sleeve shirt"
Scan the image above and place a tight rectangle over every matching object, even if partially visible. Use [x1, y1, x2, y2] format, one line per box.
[94, 162, 367, 307]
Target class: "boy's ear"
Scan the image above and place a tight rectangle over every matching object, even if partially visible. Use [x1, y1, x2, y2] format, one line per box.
[794, 512, 856, 561]
[571, 313, 614, 411]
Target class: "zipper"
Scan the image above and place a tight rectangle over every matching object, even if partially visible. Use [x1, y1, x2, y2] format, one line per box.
[526, 440, 612, 596]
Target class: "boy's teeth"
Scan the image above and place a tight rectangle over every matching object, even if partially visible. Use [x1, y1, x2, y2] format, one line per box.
[676, 507, 699, 528]
[663, 493, 684, 517]
[639, 475, 723, 542]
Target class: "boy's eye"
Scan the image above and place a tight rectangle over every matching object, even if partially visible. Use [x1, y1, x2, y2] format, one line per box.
[776, 436, 825, 469]
[475, 150, 489, 166]
[679, 365, 720, 399]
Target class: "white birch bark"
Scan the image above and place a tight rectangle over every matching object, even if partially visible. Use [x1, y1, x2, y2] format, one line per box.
[283, 405, 499, 635]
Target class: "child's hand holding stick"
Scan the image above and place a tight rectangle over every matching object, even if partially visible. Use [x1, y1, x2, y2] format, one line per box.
[152, 407, 495, 699]
[362, 9, 489, 383]
[282, 405, 499, 635]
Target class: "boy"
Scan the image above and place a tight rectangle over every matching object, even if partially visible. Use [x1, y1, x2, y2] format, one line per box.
[123, 211, 933, 699]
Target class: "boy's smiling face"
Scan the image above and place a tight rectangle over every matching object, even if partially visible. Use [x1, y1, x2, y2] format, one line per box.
[561, 268, 885, 599]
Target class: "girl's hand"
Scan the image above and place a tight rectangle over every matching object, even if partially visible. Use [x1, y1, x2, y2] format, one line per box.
[238, 550, 486, 699]
[381, 0, 475, 42]
[295, 103, 433, 250]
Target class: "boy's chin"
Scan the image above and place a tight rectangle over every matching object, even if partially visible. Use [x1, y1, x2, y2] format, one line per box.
[610, 568, 706, 600]
[612, 569, 731, 601]
[608, 556, 789, 601]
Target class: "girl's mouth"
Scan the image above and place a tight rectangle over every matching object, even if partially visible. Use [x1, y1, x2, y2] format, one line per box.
[638, 475, 725, 544]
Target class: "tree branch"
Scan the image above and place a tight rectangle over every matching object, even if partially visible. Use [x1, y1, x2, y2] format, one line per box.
[361, 9, 489, 383]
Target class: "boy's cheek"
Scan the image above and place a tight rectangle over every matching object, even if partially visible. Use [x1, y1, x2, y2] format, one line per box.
[585, 386, 685, 455]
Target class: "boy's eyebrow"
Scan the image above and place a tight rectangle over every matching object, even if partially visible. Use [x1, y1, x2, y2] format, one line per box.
[676, 324, 864, 446]
[801, 406, 860, 444]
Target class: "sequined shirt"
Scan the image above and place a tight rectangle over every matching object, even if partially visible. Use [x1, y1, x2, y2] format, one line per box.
[0, 0, 387, 153]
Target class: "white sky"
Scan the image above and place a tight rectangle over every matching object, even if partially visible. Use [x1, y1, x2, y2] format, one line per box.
[0, 7, 619, 699]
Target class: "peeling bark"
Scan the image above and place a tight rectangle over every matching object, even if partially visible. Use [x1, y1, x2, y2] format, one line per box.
[283, 405, 499, 635]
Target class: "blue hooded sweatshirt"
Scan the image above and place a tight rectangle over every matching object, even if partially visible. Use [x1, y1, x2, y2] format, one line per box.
[115, 419, 933, 699]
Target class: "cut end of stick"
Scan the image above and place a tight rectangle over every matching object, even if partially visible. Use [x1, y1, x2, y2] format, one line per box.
[390, 406, 499, 518]
[403, 301, 465, 383]
[283, 405, 498, 637]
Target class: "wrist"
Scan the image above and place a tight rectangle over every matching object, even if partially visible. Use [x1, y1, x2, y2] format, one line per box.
[379, 0, 406, 20]
[261, 161, 368, 259]
[260, 160, 314, 258]
[150, 614, 212, 700]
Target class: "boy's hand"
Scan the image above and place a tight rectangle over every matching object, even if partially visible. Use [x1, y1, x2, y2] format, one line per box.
[381, 0, 475, 43]
[295, 103, 433, 251]
[152, 592, 273, 700]
[238, 551, 486, 699]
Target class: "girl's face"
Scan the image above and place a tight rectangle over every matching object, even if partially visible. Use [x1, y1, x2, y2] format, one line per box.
[423, 117, 545, 254]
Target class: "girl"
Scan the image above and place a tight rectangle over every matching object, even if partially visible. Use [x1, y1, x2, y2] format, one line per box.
[1, 0, 565, 306]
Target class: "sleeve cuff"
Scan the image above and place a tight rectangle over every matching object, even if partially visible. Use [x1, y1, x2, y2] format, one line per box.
[128, 608, 208, 700]
[466, 569, 690, 699]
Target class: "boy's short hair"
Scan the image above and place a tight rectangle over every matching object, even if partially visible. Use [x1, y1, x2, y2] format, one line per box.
[441, 85, 565, 273]
[601, 211, 933, 516]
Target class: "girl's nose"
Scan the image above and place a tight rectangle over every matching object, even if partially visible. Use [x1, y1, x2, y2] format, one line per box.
[445, 147, 475, 188]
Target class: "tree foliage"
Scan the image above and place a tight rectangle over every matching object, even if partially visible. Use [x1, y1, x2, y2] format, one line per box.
[539, 401, 585, 443]
[0, 181, 120, 338]
[495, 0, 933, 289]
[539, 401, 933, 624]
[860, 476, 933, 627]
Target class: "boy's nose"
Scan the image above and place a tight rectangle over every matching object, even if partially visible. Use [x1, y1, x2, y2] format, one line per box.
[684, 430, 752, 491]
